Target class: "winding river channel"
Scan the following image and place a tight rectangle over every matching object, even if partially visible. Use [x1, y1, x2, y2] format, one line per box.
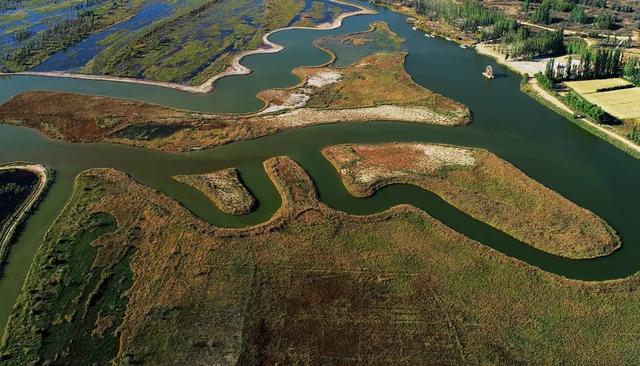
[1, 0, 640, 334]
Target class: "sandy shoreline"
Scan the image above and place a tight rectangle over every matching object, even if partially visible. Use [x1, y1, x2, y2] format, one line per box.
[0, 0, 375, 94]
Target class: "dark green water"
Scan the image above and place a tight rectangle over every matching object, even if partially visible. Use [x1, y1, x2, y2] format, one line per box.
[1, 0, 639, 335]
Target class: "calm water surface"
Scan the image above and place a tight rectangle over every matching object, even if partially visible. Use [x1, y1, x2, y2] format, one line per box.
[1, 0, 639, 334]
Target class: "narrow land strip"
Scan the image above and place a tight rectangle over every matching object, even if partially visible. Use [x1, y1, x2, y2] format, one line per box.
[0, 164, 50, 269]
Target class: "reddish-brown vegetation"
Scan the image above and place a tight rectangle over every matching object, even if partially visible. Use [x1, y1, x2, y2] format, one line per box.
[322, 143, 620, 259]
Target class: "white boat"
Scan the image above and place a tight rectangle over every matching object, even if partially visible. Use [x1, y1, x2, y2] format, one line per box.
[412, 26, 418, 31]
[460, 44, 467, 49]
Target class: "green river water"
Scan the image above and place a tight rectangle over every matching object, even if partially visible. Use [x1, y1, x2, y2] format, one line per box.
[1, 0, 639, 335]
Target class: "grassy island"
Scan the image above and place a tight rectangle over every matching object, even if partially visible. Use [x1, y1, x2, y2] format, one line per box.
[0, 51, 469, 152]
[174, 168, 256, 215]
[1, 158, 639, 364]
[322, 143, 620, 259]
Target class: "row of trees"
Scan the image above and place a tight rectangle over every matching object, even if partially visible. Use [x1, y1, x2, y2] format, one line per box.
[563, 91, 608, 122]
[544, 47, 623, 80]
[415, 0, 517, 41]
[499, 28, 565, 60]
[523, 0, 621, 29]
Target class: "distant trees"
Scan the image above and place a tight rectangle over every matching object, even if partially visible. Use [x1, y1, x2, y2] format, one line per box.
[570, 6, 587, 24]
[610, 3, 633, 12]
[415, 0, 566, 59]
[530, 0, 553, 24]
[594, 13, 616, 29]
[415, 0, 517, 39]
[547, 47, 623, 80]
[623, 57, 640, 85]
[578, 0, 607, 9]
[500, 28, 564, 60]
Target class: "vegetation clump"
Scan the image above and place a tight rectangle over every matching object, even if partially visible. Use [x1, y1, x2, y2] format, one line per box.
[174, 168, 256, 215]
[0, 168, 38, 225]
[317, 20, 405, 51]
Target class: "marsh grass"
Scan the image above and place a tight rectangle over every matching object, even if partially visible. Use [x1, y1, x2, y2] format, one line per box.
[1, 159, 640, 364]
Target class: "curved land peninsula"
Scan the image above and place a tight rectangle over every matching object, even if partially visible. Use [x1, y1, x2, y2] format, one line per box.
[0, 52, 470, 152]
[2, 159, 639, 365]
[322, 143, 620, 259]
[0, 163, 50, 268]
[174, 168, 256, 215]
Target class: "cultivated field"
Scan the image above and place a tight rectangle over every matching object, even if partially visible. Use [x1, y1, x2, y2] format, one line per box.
[566, 78, 640, 121]
[564, 78, 633, 94]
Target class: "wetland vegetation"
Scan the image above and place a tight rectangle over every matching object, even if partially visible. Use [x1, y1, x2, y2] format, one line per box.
[0, 50, 468, 152]
[0, 0, 147, 72]
[1, 160, 639, 364]
[1, 0, 640, 363]
[322, 143, 620, 259]
[84, 0, 355, 84]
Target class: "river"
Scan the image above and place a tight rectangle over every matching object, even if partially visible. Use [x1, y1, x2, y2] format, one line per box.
[0, 0, 639, 335]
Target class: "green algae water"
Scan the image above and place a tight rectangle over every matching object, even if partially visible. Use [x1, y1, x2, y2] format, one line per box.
[1, 0, 640, 335]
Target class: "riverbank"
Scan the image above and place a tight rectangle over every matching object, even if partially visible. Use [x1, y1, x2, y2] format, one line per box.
[0, 163, 51, 271]
[475, 43, 640, 159]
[2, 159, 640, 364]
[0, 0, 375, 94]
[322, 142, 620, 259]
[0, 52, 469, 152]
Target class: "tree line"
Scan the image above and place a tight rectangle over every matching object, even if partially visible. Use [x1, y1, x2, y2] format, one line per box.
[414, 0, 565, 59]
[544, 47, 625, 80]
